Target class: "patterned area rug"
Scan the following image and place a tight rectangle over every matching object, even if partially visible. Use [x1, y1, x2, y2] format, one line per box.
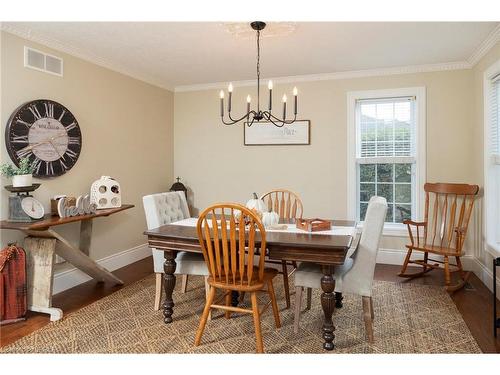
[1, 274, 481, 354]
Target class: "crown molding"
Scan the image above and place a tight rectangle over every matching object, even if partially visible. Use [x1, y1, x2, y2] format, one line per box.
[174, 61, 471, 92]
[0, 23, 175, 92]
[468, 24, 500, 66]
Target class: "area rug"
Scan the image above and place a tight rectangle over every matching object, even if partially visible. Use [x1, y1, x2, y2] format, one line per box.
[0, 274, 481, 354]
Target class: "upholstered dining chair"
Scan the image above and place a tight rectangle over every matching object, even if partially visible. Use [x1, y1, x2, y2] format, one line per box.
[292, 196, 387, 343]
[143, 191, 209, 311]
[258, 189, 303, 308]
[194, 203, 281, 353]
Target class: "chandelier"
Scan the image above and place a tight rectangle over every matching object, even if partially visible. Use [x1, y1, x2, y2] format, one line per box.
[219, 21, 298, 128]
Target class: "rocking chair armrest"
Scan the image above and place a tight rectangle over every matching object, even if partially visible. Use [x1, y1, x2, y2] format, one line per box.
[402, 220, 427, 227]
[403, 220, 427, 247]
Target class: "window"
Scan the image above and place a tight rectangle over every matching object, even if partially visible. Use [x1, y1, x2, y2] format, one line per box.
[484, 60, 500, 256]
[347, 88, 426, 233]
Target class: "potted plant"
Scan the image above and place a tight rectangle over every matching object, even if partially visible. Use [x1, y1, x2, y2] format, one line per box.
[0, 158, 35, 187]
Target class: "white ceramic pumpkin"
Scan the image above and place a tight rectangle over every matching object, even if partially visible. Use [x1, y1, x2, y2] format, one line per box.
[245, 192, 266, 213]
[261, 210, 279, 228]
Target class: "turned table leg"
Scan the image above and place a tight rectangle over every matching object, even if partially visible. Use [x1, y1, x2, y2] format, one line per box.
[321, 264, 336, 351]
[163, 250, 177, 324]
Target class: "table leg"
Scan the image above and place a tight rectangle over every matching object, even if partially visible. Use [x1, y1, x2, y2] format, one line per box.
[79, 219, 93, 256]
[24, 237, 63, 321]
[321, 264, 336, 351]
[163, 250, 177, 324]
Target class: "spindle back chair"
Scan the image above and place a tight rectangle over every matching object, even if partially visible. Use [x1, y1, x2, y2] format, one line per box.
[260, 189, 304, 220]
[194, 203, 281, 353]
[398, 182, 479, 292]
[259, 189, 303, 308]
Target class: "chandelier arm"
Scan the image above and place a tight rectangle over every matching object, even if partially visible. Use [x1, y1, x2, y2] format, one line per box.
[246, 116, 257, 127]
[264, 111, 297, 125]
[223, 110, 257, 125]
[220, 116, 239, 126]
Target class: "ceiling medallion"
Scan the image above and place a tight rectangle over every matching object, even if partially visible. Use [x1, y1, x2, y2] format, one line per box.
[219, 21, 298, 128]
[222, 22, 298, 39]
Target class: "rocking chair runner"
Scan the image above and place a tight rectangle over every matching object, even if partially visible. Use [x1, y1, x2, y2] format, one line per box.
[398, 182, 479, 292]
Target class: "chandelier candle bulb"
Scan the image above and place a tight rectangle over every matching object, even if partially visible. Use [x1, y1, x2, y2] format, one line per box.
[293, 87, 298, 115]
[268, 80, 273, 110]
[227, 84, 233, 112]
[282, 94, 287, 120]
[219, 90, 224, 117]
[247, 95, 251, 120]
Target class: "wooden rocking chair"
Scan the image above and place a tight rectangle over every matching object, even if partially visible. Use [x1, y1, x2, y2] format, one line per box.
[398, 182, 479, 292]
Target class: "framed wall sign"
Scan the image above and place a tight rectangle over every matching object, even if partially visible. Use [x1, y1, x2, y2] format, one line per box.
[243, 120, 310, 146]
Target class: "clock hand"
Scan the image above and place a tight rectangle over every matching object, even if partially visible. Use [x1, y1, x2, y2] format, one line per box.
[18, 132, 68, 153]
[49, 140, 63, 158]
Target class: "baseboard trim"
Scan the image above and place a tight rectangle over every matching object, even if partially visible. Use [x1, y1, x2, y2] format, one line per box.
[52, 243, 151, 295]
[465, 257, 500, 295]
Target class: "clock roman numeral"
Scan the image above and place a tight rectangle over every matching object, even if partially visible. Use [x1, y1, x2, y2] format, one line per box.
[11, 134, 29, 144]
[44, 103, 54, 118]
[65, 121, 77, 131]
[58, 109, 66, 121]
[59, 158, 68, 170]
[65, 149, 78, 161]
[46, 161, 54, 176]
[68, 137, 80, 145]
[17, 119, 31, 128]
[29, 105, 42, 120]
[16, 148, 33, 159]
[32, 159, 42, 174]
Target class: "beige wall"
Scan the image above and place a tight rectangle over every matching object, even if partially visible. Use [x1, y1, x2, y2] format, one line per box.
[1, 32, 174, 262]
[174, 68, 475, 256]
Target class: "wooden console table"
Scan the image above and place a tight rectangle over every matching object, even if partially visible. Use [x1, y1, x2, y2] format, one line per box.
[0, 204, 134, 321]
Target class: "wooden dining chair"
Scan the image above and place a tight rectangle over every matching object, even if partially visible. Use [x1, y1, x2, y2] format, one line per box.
[398, 182, 479, 292]
[194, 203, 281, 353]
[259, 189, 303, 308]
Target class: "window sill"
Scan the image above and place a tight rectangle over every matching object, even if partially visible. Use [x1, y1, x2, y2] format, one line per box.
[355, 222, 408, 237]
[485, 241, 500, 258]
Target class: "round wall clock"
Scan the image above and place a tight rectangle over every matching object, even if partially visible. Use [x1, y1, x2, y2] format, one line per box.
[5, 99, 82, 178]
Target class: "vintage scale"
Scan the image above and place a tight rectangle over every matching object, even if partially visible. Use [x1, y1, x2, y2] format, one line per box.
[5, 183, 45, 222]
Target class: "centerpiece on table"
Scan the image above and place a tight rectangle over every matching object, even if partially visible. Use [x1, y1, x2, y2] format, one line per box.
[237, 192, 286, 230]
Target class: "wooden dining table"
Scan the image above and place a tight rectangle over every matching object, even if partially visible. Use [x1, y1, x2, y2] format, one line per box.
[144, 218, 356, 351]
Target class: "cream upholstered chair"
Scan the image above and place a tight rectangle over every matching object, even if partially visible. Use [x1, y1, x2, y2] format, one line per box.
[293, 196, 387, 342]
[143, 191, 209, 311]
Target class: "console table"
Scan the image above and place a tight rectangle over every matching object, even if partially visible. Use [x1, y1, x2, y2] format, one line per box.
[0, 204, 134, 321]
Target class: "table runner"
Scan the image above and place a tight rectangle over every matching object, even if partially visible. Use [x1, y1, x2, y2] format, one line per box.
[171, 217, 356, 237]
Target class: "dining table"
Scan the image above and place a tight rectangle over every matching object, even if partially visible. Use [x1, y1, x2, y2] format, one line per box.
[144, 217, 356, 351]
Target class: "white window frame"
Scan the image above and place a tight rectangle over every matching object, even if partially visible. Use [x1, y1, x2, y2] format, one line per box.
[347, 87, 426, 236]
[484, 59, 500, 257]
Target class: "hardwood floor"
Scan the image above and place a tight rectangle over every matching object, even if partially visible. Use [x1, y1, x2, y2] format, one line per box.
[1, 257, 499, 353]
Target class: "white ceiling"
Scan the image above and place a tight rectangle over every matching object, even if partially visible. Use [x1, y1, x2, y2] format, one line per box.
[2, 22, 499, 90]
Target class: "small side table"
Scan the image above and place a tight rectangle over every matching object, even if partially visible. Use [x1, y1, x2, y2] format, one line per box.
[0, 204, 134, 321]
[495, 257, 500, 337]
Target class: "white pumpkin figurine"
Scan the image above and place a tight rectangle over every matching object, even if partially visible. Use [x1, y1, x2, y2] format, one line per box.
[261, 209, 280, 228]
[246, 192, 266, 214]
